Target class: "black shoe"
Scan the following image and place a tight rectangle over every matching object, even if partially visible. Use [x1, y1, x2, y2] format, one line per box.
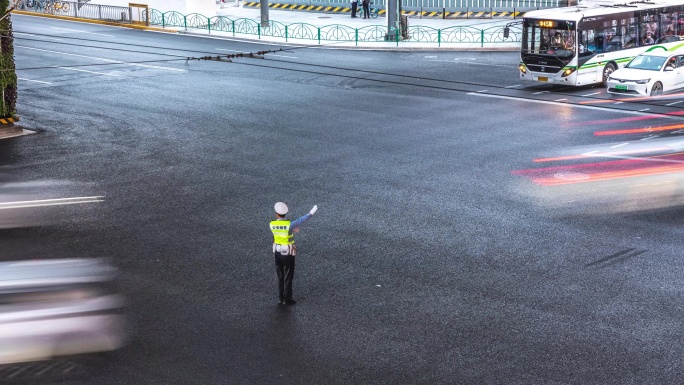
[284, 299, 297, 305]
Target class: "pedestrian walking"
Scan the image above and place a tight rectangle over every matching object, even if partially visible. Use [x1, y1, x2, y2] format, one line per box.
[362, 0, 370, 19]
[270, 202, 318, 305]
[351, 0, 358, 18]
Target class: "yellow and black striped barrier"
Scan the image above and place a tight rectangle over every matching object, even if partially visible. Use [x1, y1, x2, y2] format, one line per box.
[0, 116, 20, 126]
[242, 3, 521, 18]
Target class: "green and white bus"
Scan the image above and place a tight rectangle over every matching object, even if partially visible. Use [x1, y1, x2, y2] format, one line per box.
[519, 0, 684, 87]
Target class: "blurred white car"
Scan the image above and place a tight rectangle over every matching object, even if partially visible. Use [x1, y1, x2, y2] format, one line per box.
[0, 259, 128, 365]
[607, 50, 684, 96]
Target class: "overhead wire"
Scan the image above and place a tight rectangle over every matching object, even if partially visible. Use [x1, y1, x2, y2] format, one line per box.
[5, 25, 684, 115]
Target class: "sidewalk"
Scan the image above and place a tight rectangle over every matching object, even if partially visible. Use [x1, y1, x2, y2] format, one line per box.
[168, 5, 521, 50]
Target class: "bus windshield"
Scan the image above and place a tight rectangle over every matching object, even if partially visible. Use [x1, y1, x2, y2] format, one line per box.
[523, 20, 576, 58]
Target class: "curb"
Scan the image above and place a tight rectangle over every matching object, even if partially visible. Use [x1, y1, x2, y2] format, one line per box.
[0, 117, 35, 140]
[0, 127, 35, 140]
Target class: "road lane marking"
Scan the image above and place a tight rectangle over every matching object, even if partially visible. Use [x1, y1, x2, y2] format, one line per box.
[58, 67, 120, 76]
[581, 92, 601, 96]
[424, 55, 437, 58]
[51, 27, 116, 37]
[505, 85, 522, 88]
[15, 45, 186, 72]
[533, 91, 549, 94]
[638, 108, 651, 112]
[18, 77, 53, 84]
[665, 101, 683, 106]
[555, 98, 567, 101]
[469, 92, 684, 119]
[216, 48, 241, 52]
[268, 54, 298, 58]
[614, 101, 624, 104]
[610, 143, 630, 148]
[0, 196, 104, 210]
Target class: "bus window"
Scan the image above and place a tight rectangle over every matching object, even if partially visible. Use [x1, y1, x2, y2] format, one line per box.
[579, 29, 595, 56]
[641, 15, 658, 43]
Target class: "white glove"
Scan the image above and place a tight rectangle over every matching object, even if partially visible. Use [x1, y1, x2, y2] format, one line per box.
[310, 205, 318, 215]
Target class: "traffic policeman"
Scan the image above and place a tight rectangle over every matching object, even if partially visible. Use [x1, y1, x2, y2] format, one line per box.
[270, 202, 317, 305]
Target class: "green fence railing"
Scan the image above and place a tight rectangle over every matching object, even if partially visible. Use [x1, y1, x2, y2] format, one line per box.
[148, 10, 522, 47]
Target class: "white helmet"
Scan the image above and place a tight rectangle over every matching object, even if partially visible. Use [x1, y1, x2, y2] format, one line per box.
[274, 202, 288, 215]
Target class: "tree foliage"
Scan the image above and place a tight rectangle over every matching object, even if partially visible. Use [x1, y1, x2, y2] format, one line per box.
[0, 0, 16, 118]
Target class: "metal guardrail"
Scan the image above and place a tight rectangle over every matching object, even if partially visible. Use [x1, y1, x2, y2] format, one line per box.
[149, 10, 522, 46]
[14, 0, 132, 23]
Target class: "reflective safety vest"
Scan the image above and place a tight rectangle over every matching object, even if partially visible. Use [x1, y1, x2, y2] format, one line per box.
[270, 220, 294, 245]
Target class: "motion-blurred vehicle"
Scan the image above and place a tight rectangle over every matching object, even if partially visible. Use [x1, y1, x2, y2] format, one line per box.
[0, 259, 127, 365]
[607, 50, 684, 96]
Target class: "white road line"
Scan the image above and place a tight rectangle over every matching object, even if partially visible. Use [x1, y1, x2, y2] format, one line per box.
[555, 98, 567, 101]
[468, 92, 684, 119]
[18, 77, 53, 84]
[638, 108, 651, 112]
[216, 48, 241, 52]
[476, 90, 488, 93]
[268, 54, 298, 58]
[614, 101, 624, 104]
[610, 142, 630, 148]
[15, 32, 63, 41]
[533, 91, 549, 94]
[581, 92, 601, 96]
[0, 196, 104, 210]
[58, 67, 120, 76]
[15, 45, 186, 72]
[424, 55, 437, 58]
[51, 27, 116, 38]
[505, 85, 522, 88]
[665, 101, 683, 106]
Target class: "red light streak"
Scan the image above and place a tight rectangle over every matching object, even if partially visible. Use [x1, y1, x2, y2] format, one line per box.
[533, 147, 673, 162]
[595, 122, 684, 136]
[531, 163, 684, 186]
[563, 110, 684, 127]
[515, 153, 684, 185]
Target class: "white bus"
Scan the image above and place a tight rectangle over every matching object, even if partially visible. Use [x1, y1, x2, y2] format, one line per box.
[519, 0, 684, 87]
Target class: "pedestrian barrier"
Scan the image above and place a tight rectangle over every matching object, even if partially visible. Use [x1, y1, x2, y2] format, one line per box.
[148, 9, 522, 46]
[15, 0, 133, 23]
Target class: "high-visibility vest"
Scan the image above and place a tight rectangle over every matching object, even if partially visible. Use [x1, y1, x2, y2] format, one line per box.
[270, 220, 293, 245]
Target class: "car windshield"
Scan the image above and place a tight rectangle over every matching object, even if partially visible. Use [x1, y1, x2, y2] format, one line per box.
[625, 55, 668, 71]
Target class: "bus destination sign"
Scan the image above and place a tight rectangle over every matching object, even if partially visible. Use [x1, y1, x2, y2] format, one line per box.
[537, 20, 557, 28]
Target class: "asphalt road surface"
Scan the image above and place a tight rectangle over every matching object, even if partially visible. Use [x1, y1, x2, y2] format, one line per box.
[3, 13, 684, 385]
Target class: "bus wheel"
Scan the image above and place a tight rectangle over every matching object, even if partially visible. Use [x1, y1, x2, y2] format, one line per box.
[602, 63, 616, 87]
[651, 82, 663, 96]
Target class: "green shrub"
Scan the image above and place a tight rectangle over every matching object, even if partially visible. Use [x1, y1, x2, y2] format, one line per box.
[0, 0, 16, 118]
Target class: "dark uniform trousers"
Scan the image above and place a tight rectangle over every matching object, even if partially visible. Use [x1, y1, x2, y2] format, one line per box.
[351, 1, 358, 17]
[275, 252, 295, 302]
